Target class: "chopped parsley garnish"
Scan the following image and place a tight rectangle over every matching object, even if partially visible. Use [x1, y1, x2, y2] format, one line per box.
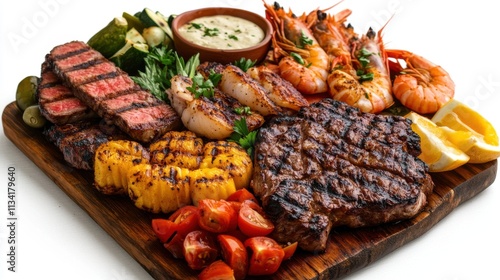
[234, 106, 252, 115]
[290, 52, 305, 65]
[204, 27, 220, 37]
[298, 32, 313, 48]
[356, 47, 376, 82]
[187, 70, 222, 99]
[228, 34, 239, 41]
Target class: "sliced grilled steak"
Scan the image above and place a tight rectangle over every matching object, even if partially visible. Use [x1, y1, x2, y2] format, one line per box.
[43, 120, 126, 170]
[38, 62, 96, 124]
[46, 41, 181, 143]
[252, 99, 434, 252]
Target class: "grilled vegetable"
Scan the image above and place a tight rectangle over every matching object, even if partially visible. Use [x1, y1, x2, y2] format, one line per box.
[87, 17, 128, 58]
[110, 28, 149, 75]
[189, 167, 236, 206]
[150, 131, 203, 170]
[122, 12, 145, 33]
[138, 8, 173, 46]
[200, 141, 253, 189]
[142, 26, 166, 47]
[128, 164, 191, 213]
[94, 140, 149, 195]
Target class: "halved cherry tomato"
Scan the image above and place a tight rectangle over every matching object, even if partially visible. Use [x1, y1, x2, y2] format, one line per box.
[227, 188, 258, 203]
[217, 234, 248, 280]
[183, 230, 218, 270]
[238, 200, 274, 237]
[198, 199, 238, 233]
[244, 236, 285, 276]
[198, 260, 235, 280]
[151, 205, 199, 243]
[163, 232, 185, 259]
[151, 219, 173, 243]
[282, 241, 298, 260]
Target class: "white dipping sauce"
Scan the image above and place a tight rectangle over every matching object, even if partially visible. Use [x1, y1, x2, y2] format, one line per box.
[178, 15, 265, 50]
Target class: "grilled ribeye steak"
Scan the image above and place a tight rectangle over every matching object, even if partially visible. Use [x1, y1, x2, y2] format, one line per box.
[45, 41, 181, 143]
[252, 99, 434, 252]
[38, 62, 96, 124]
[43, 120, 126, 170]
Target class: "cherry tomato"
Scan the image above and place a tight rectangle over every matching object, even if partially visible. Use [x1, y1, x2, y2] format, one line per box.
[198, 260, 235, 280]
[227, 188, 258, 203]
[237, 200, 274, 237]
[151, 205, 199, 243]
[152, 218, 174, 243]
[244, 236, 285, 276]
[217, 234, 248, 280]
[282, 241, 298, 260]
[198, 199, 238, 233]
[183, 230, 219, 270]
[163, 232, 185, 259]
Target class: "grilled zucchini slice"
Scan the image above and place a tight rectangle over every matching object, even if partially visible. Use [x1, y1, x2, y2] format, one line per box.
[94, 140, 149, 195]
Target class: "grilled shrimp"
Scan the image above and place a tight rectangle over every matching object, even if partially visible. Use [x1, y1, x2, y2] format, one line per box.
[264, 1, 329, 94]
[246, 65, 309, 111]
[387, 49, 455, 114]
[198, 62, 281, 116]
[307, 7, 354, 75]
[327, 27, 393, 113]
[167, 75, 264, 140]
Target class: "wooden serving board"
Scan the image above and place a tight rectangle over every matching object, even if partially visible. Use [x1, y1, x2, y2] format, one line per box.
[2, 101, 498, 279]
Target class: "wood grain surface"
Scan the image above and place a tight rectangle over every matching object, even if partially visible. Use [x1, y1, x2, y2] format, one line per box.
[2, 101, 497, 279]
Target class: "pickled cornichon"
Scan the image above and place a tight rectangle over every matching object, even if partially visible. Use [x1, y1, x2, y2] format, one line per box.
[22, 105, 47, 128]
[16, 75, 39, 112]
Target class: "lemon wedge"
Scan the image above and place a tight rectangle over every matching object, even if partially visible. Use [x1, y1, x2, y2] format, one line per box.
[406, 112, 470, 172]
[431, 99, 500, 163]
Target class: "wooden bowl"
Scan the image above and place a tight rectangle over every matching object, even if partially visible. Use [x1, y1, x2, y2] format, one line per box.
[171, 7, 272, 64]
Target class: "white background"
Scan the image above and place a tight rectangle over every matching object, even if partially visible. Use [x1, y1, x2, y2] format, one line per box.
[1, 0, 499, 279]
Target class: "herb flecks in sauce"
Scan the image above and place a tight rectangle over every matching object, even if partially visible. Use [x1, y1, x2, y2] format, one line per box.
[178, 15, 265, 50]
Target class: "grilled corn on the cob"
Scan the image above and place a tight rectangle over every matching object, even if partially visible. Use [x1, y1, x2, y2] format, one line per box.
[200, 141, 253, 189]
[94, 140, 149, 195]
[128, 164, 191, 213]
[189, 167, 236, 206]
[150, 131, 203, 170]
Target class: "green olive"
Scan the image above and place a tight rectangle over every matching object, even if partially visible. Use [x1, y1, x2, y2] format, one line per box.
[22, 105, 47, 128]
[16, 75, 39, 112]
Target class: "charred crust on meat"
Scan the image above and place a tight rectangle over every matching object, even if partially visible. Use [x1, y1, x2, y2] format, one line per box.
[252, 98, 434, 252]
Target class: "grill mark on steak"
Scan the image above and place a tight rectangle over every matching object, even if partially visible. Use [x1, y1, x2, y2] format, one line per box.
[43, 120, 126, 170]
[252, 99, 434, 252]
[46, 41, 181, 143]
[38, 62, 96, 124]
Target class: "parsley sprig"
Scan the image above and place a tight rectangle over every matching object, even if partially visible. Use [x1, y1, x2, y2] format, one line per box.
[229, 118, 258, 157]
[233, 58, 256, 72]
